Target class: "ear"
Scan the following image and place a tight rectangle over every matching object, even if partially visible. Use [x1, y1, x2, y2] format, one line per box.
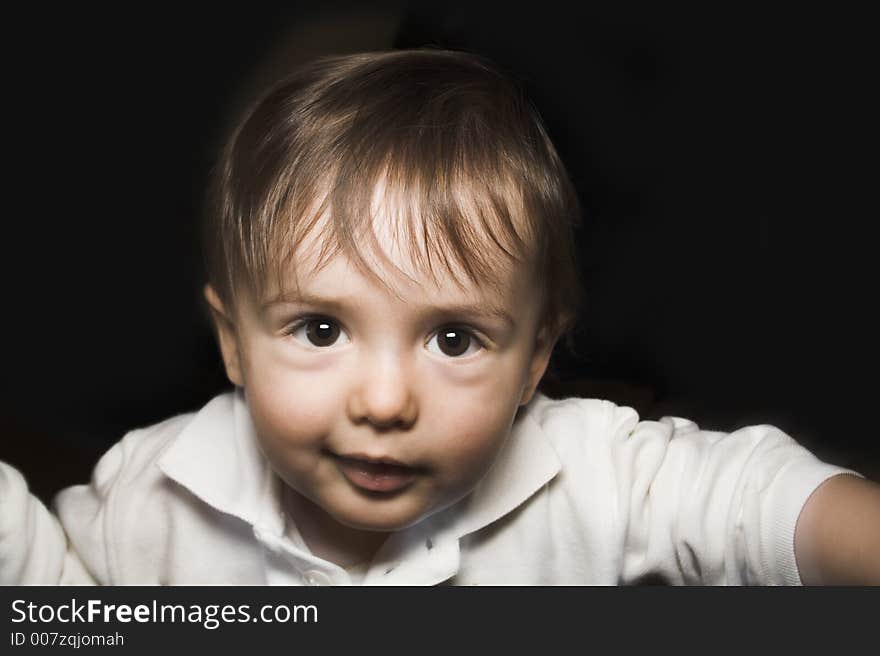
[203, 284, 244, 387]
[519, 324, 559, 406]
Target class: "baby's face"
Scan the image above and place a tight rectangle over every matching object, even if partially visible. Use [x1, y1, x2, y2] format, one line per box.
[210, 234, 554, 534]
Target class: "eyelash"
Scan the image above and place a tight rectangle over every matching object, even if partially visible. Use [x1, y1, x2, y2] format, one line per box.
[283, 315, 487, 357]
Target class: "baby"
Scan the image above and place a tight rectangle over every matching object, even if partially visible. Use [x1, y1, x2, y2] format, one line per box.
[1, 49, 877, 585]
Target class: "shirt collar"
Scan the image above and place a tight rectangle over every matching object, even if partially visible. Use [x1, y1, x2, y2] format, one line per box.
[157, 390, 286, 537]
[157, 390, 562, 549]
[441, 399, 562, 541]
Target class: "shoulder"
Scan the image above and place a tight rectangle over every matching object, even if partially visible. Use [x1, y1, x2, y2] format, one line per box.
[526, 393, 637, 430]
[51, 392, 239, 583]
[524, 393, 829, 493]
[523, 393, 645, 456]
[59, 392, 237, 501]
[521, 393, 741, 487]
[525, 392, 779, 453]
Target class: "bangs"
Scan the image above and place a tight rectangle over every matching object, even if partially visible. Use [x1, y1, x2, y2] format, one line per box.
[264, 139, 537, 302]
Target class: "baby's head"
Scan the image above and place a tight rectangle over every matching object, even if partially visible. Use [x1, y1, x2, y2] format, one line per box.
[201, 49, 581, 533]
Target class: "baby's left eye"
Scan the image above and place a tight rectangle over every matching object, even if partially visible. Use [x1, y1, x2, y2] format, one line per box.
[426, 328, 483, 358]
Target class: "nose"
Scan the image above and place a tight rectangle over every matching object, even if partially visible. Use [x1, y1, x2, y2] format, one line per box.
[347, 352, 419, 430]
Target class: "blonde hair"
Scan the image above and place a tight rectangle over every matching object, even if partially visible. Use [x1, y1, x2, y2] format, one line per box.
[203, 49, 583, 338]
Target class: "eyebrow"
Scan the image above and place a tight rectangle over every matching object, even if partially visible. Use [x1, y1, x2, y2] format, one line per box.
[261, 290, 515, 328]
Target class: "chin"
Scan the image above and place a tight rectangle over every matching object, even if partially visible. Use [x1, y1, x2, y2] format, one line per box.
[330, 498, 431, 533]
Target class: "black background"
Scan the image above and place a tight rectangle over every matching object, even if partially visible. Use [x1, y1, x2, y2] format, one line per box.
[3, 2, 877, 503]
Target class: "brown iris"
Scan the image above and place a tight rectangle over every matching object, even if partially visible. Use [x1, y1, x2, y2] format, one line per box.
[305, 319, 340, 347]
[437, 329, 470, 357]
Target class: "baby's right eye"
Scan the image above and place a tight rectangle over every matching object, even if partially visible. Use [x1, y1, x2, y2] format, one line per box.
[287, 317, 350, 349]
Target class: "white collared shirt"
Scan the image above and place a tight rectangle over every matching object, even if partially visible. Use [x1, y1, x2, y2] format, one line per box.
[0, 391, 856, 585]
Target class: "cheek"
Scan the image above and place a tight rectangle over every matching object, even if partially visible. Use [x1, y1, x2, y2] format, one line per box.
[242, 352, 343, 450]
[429, 389, 519, 480]
[429, 353, 527, 420]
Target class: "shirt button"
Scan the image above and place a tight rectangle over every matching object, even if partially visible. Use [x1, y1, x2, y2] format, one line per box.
[303, 570, 332, 586]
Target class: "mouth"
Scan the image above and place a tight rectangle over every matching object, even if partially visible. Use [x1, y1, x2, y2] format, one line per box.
[330, 451, 423, 494]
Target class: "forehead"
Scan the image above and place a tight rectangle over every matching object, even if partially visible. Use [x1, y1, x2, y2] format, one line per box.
[263, 177, 538, 310]
[273, 221, 533, 313]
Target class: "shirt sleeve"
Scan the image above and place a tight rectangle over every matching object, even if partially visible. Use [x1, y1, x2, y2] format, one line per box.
[0, 461, 98, 584]
[609, 412, 861, 585]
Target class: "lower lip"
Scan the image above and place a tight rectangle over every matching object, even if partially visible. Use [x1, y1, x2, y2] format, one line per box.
[334, 456, 419, 493]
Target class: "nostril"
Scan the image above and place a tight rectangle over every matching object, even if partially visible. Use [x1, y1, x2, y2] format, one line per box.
[366, 415, 414, 432]
[349, 388, 418, 430]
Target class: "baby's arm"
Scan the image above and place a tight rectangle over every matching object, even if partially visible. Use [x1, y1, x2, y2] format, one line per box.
[0, 462, 97, 584]
[601, 407, 866, 585]
[794, 474, 880, 584]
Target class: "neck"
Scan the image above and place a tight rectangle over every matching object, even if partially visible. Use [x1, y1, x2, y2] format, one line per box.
[282, 486, 389, 569]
